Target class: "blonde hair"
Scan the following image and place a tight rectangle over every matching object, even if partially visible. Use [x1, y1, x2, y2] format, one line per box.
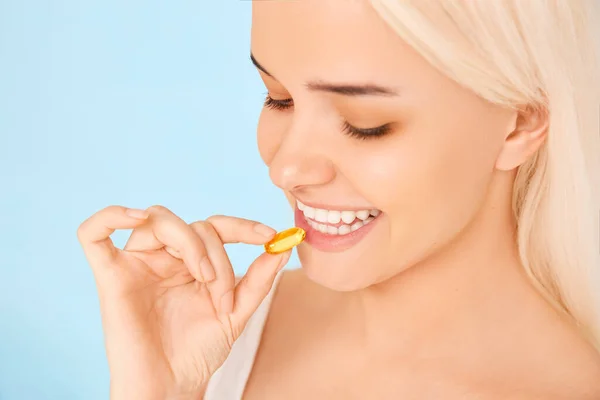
[369, 0, 600, 350]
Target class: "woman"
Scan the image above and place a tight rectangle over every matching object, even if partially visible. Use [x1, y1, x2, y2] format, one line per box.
[78, 0, 600, 398]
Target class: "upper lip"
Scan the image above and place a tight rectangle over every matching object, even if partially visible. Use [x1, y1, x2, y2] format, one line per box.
[295, 197, 378, 212]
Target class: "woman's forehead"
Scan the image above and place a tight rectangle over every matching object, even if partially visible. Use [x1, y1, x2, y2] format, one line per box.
[250, 0, 424, 89]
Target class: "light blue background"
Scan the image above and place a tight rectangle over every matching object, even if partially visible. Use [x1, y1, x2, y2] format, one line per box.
[0, 1, 295, 398]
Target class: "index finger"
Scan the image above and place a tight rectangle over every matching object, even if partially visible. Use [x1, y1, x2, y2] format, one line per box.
[204, 215, 276, 244]
[77, 205, 150, 268]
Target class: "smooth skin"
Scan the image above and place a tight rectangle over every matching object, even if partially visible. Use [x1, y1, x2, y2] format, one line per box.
[80, 0, 600, 399]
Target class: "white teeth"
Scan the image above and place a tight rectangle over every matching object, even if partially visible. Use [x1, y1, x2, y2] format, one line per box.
[356, 210, 370, 220]
[341, 210, 357, 224]
[327, 210, 341, 224]
[297, 199, 380, 236]
[315, 209, 329, 223]
[304, 213, 376, 236]
[304, 205, 316, 219]
[338, 225, 351, 235]
[350, 221, 363, 232]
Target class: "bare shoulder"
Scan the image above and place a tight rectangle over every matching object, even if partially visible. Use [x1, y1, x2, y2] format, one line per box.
[531, 346, 600, 400]
[510, 305, 600, 399]
[546, 330, 600, 399]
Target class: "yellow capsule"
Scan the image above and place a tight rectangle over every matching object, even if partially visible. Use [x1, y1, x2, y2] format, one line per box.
[264, 227, 306, 254]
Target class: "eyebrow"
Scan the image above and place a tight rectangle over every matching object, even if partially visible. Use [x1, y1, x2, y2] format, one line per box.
[250, 53, 399, 97]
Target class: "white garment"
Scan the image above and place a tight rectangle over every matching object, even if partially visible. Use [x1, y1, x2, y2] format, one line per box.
[203, 270, 285, 400]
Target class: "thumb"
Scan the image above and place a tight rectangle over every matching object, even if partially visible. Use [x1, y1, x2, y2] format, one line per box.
[229, 250, 291, 329]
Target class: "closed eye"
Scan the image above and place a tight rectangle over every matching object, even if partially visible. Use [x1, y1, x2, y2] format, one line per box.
[263, 94, 392, 140]
[263, 95, 293, 111]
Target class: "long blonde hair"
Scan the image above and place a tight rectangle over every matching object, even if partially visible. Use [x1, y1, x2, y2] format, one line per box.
[369, 0, 600, 351]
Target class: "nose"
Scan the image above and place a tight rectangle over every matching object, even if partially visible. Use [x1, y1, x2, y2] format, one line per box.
[268, 125, 336, 192]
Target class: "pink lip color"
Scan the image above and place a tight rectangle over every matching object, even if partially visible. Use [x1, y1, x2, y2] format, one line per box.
[294, 206, 380, 253]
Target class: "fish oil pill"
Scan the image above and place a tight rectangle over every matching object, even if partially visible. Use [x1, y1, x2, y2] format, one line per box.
[264, 227, 306, 254]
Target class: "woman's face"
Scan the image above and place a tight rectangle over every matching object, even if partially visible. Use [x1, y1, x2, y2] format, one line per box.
[251, 0, 517, 290]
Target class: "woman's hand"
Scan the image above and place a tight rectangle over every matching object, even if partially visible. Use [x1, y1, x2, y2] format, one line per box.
[77, 205, 290, 400]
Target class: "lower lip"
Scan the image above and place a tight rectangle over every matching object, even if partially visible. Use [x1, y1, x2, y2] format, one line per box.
[294, 207, 380, 252]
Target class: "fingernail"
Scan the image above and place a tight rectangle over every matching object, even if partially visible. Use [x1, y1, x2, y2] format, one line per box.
[220, 291, 234, 315]
[199, 256, 216, 282]
[125, 208, 149, 219]
[254, 223, 276, 238]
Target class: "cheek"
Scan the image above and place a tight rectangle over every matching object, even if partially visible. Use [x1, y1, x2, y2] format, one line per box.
[352, 120, 502, 249]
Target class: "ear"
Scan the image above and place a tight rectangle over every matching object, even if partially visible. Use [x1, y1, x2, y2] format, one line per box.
[495, 105, 549, 171]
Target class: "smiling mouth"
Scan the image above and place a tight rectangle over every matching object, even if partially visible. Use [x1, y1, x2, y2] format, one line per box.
[296, 199, 381, 236]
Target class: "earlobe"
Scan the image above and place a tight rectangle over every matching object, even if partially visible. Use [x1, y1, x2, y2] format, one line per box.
[495, 105, 549, 171]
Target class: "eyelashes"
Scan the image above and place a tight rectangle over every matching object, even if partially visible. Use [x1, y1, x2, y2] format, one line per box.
[340, 120, 391, 139]
[263, 95, 392, 140]
[263, 95, 293, 111]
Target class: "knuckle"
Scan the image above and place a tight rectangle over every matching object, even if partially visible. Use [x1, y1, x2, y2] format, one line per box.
[146, 204, 169, 214]
[76, 222, 88, 242]
[236, 275, 249, 291]
[239, 274, 267, 294]
[103, 205, 125, 214]
[76, 205, 120, 242]
[205, 214, 226, 223]
[190, 220, 212, 235]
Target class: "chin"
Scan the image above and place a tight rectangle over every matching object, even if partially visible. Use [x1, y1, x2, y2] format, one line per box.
[296, 244, 383, 292]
